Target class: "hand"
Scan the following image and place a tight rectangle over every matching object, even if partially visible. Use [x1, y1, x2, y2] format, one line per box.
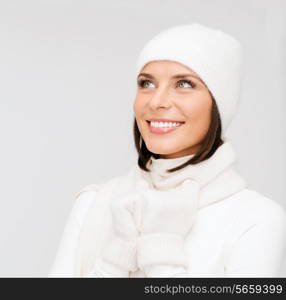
[110, 193, 139, 241]
[140, 179, 199, 237]
[98, 193, 140, 276]
[135, 179, 200, 272]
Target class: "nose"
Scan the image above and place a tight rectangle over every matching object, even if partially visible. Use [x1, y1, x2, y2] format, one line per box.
[148, 86, 172, 110]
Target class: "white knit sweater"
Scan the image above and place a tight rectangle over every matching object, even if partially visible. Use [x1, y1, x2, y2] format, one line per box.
[49, 140, 286, 277]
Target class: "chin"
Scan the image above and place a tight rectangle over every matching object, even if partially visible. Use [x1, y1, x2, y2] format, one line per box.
[145, 143, 181, 156]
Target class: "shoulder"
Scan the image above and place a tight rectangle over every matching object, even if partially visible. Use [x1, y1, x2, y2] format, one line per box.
[72, 169, 134, 225]
[69, 184, 101, 227]
[222, 189, 286, 260]
[72, 180, 117, 224]
[229, 188, 286, 231]
[235, 189, 285, 219]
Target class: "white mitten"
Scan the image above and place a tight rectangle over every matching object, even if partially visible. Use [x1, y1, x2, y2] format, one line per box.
[95, 193, 139, 277]
[136, 179, 200, 275]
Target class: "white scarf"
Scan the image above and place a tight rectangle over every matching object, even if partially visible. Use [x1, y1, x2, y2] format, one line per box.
[133, 137, 248, 209]
[74, 138, 248, 276]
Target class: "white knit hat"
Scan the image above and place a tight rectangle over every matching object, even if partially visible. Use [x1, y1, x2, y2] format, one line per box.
[135, 23, 244, 139]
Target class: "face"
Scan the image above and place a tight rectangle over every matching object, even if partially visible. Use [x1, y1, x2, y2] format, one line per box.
[133, 60, 213, 159]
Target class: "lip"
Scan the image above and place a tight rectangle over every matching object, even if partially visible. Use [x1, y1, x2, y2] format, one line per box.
[147, 118, 185, 123]
[146, 119, 185, 135]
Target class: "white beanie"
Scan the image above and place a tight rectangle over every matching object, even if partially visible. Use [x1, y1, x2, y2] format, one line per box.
[135, 23, 244, 139]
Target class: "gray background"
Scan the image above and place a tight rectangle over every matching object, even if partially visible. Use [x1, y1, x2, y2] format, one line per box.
[0, 0, 285, 276]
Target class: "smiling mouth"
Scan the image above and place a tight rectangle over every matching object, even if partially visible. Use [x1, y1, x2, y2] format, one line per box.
[146, 120, 185, 134]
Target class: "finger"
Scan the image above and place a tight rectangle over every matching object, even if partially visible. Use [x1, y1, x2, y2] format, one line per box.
[111, 194, 134, 215]
[133, 195, 144, 232]
[110, 196, 138, 238]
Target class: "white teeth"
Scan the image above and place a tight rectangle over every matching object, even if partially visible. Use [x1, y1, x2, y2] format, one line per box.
[150, 121, 182, 128]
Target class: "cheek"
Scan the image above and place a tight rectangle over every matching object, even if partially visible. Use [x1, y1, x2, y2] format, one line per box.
[133, 97, 147, 135]
[182, 93, 212, 123]
[133, 94, 146, 116]
[133, 97, 141, 116]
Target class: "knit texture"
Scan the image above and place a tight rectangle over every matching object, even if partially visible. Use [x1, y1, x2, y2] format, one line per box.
[49, 137, 286, 277]
[101, 236, 137, 271]
[137, 233, 188, 267]
[132, 137, 247, 276]
[71, 138, 249, 277]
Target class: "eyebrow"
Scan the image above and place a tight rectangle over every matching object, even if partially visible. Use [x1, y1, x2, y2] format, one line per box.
[137, 72, 205, 84]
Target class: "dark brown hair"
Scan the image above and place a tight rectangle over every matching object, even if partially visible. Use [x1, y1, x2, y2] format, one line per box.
[133, 94, 224, 173]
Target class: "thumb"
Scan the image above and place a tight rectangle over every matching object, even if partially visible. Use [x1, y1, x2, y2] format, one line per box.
[110, 194, 138, 238]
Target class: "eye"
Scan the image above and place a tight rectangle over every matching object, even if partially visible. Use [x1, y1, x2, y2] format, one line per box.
[176, 79, 195, 89]
[137, 78, 196, 89]
[137, 79, 155, 89]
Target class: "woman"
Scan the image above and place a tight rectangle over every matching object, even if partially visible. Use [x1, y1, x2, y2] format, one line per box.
[48, 23, 286, 277]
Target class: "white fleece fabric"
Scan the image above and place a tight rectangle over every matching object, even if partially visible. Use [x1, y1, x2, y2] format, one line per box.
[48, 139, 286, 277]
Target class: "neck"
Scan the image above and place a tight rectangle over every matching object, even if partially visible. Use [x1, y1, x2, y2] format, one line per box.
[149, 152, 196, 172]
[131, 138, 247, 208]
[139, 140, 237, 191]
